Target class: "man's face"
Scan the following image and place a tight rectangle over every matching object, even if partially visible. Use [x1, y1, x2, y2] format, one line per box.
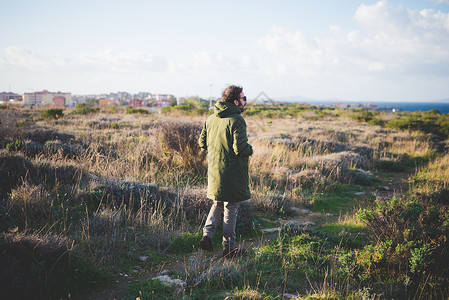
[234, 92, 247, 112]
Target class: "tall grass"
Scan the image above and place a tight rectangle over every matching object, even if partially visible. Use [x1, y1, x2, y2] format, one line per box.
[0, 106, 445, 298]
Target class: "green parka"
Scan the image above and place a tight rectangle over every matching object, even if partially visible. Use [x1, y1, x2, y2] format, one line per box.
[198, 101, 253, 202]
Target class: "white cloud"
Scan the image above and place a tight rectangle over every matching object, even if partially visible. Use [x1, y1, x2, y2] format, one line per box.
[78, 50, 169, 73]
[257, 26, 319, 65]
[257, 0, 449, 81]
[0, 47, 169, 73]
[429, 0, 449, 4]
[189, 51, 259, 72]
[0, 47, 65, 71]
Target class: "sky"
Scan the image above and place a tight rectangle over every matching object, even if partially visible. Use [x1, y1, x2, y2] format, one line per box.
[1, 0, 449, 102]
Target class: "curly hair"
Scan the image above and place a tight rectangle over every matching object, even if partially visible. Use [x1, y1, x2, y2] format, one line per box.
[221, 85, 243, 103]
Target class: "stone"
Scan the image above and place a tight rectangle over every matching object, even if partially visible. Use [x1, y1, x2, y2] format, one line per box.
[260, 227, 280, 233]
[152, 275, 186, 289]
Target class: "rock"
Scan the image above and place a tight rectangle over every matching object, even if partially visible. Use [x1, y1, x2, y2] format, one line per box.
[302, 221, 316, 226]
[356, 168, 372, 176]
[160, 270, 170, 276]
[309, 212, 322, 218]
[283, 293, 298, 299]
[354, 192, 365, 195]
[139, 255, 148, 261]
[299, 208, 311, 214]
[152, 275, 186, 289]
[260, 227, 280, 233]
[280, 220, 313, 235]
[325, 213, 334, 217]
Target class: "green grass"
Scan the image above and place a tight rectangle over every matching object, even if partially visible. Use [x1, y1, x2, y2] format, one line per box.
[317, 222, 370, 248]
[168, 232, 202, 254]
[123, 278, 174, 300]
[308, 188, 359, 214]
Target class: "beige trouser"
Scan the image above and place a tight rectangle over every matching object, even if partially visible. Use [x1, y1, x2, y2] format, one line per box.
[203, 201, 240, 251]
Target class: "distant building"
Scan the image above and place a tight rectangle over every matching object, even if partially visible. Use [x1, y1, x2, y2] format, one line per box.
[147, 94, 174, 108]
[23, 90, 72, 107]
[53, 96, 65, 108]
[362, 103, 379, 109]
[99, 99, 116, 107]
[0, 92, 22, 104]
[177, 97, 186, 105]
[157, 99, 171, 108]
[129, 99, 143, 108]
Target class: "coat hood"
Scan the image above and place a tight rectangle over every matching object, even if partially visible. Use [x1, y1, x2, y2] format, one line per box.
[214, 101, 241, 118]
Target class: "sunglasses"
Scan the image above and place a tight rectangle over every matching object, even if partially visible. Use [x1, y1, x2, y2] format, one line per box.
[239, 96, 247, 102]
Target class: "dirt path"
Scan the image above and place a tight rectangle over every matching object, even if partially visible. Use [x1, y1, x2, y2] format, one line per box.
[74, 172, 412, 300]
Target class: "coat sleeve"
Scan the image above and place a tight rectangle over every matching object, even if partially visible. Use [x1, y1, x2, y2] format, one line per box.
[233, 117, 253, 157]
[198, 122, 207, 150]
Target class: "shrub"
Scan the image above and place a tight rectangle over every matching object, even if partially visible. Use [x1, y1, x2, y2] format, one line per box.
[126, 107, 149, 115]
[0, 232, 74, 299]
[88, 181, 162, 211]
[159, 121, 206, 173]
[0, 152, 89, 200]
[0, 111, 20, 145]
[108, 106, 117, 114]
[350, 109, 379, 123]
[8, 182, 51, 226]
[368, 118, 384, 126]
[72, 103, 99, 115]
[41, 108, 64, 120]
[22, 129, 75, 144]
[357, 157, 449, 295]
[386, 110, 447, 138]
[108, 122, 119, 129]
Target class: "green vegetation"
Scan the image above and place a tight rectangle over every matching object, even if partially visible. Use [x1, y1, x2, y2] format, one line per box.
[385, 109, 449, 138]
[126, 106, 149, 115]
[72, 103, 100, 115]
[245, 104, 332, 119]
[356, 153, 449, 297]
[162, 97, 209, 116]
[40, 108, 64, 119]
[123, 279, 174, 300]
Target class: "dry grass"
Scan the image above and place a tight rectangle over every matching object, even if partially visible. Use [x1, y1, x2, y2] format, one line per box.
[9, 182, 52, 228]
[0, 107, 441, 298]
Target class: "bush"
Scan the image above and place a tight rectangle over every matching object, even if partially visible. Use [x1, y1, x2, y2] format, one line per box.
[0, 232, 74, 299]
[386, 110, 446, 138]
[108, 106, 117, 114]
[8, 182, 51, 226]
[0, 111, 20, 145]
[41, 108, 64, 120]
[357, 154, 449, 295]
[350, 109, 379, 123]
[159, 121, 206, 173]
[72, 103, 99, 115]
[126, 107, 149, 115]
[368, 118, 384, 126]
[0, 152, 88, 200]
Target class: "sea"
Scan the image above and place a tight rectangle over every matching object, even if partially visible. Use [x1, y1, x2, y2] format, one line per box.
[303, 101, 449, 114]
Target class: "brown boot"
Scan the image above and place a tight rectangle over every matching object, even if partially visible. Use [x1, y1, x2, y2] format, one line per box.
[200, 236, 213, 251]
[222, 247, 247, 258]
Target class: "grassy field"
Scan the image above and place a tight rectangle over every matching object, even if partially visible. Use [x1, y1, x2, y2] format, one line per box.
[1, 103, 448, 299]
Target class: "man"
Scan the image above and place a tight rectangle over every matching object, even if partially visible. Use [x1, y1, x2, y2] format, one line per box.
[198, 84, 253, 258]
